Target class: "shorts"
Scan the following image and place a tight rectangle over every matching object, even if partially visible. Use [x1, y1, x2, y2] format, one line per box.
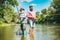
[29, 19, 35, 27]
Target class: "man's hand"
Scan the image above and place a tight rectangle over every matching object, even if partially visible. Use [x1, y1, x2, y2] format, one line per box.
[34, 17, 36, 20]
[28, 16, 33, 18]
[20, 16, 24, 18]
[28, 16, 36, 20]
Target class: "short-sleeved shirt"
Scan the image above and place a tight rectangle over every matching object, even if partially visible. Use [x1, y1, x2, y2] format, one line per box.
[19, 13, 27, 24]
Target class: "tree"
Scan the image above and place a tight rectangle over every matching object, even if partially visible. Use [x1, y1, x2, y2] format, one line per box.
[41, 9, 47, 14]
[36, 11, 41, 23]
[40, 0, 60, 24]
[0, 0, 19, 24]
[51, 0, 60, 23]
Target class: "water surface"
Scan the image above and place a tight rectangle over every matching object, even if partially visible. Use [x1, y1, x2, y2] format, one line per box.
[0, 24, 60, 40]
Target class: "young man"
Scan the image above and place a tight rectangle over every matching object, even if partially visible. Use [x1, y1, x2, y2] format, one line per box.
[19, 8, 27, 35]
[27, 5, 36, 34]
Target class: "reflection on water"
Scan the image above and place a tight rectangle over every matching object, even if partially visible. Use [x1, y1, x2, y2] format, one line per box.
[30, 34, 34, 40]
[0, 26, 14, 40]
[0, 24, 60, 40]
[47, 24, 60, 40]
[20, 35, 26, 40]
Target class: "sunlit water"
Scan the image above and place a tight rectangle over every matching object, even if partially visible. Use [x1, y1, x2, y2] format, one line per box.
[0, 24, 60, 40]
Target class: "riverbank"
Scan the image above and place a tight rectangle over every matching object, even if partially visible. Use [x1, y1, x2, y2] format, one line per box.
[0, 23, 16, 27]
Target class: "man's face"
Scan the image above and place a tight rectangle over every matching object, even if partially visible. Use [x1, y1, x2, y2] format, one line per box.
[21, 10, 24, 13]
[30, 7, 33, 11]
[30, 7, 33, 9]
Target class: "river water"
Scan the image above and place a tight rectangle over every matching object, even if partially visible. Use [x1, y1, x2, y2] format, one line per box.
[0, 24, 60, 40]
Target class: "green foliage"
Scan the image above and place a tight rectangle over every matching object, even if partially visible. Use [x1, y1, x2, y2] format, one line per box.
[36, 12, 41, 23]
[0, 18, 4, 24]
[41, 9, 47, 14]
[0, 0, 19, 24]
[36, 0, 60, 24]
[0, 0, 18, 6]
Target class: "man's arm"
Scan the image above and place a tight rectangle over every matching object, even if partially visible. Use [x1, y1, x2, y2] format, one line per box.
[28, 16, 33, 18]
[20, 16, 25, 18]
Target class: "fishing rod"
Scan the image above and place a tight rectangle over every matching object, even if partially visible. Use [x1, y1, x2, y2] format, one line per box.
[12, 0, 19, 14]
[12, 0, 21, 22]
[5, 0, 19, 14]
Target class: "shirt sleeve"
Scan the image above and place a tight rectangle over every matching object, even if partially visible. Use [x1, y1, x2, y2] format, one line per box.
[26, 11, 32, 17]
[19, 13, 20, 17]
[26, 11, 29, 17]
[19, 13, 23, 17]
[33, 11, 36, 18]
